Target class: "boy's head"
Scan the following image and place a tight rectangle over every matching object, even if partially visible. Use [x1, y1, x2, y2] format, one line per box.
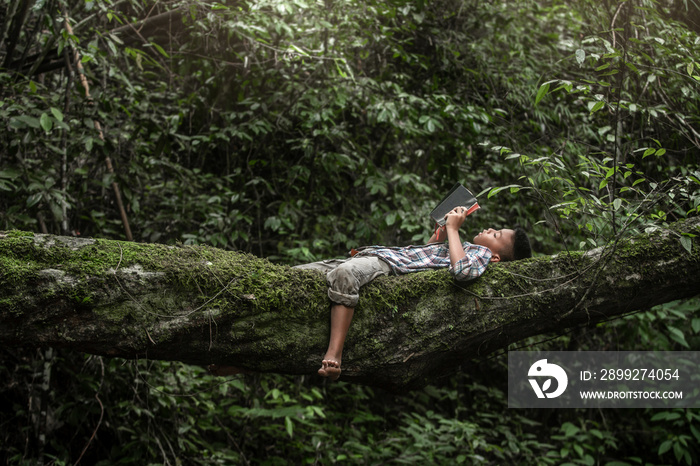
[472, 226, 532, 262]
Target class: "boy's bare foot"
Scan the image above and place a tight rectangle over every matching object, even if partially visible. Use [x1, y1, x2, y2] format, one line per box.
[318, 359, 341, 381]
[208, 364, 246, 376]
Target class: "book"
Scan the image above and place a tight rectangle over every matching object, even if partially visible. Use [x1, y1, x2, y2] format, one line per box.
[430, 183, 480, 226]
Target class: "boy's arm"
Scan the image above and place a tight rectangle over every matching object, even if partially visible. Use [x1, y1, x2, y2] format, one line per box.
[444, 207, 492, 280]
[428, 225, 447, 244]
[450, 246, 492, 281]
[444, 207, 469, 267]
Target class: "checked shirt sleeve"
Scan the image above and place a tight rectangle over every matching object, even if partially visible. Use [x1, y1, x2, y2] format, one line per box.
[448, 244, 492, 281]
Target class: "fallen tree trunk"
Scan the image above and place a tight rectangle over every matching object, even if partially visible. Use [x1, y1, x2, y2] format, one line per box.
[1, 217, 699, 390]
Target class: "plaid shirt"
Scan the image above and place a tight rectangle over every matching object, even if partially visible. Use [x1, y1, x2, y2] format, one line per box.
[355, 242, 492, 281]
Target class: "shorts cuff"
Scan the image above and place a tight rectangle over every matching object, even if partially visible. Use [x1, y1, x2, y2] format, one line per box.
[328, 289, 358, 307]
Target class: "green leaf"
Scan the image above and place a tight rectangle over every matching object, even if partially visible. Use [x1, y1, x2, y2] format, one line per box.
[50, 107, 64, 122]
[667, 326, 690, 348]
[284, 416, 294, 438]
[575, 49, 585, 66]
[680, 236, 692, 254]
[590, 101, 605, 113]
[673, 442, 685, 463]
[40, 113, 52, 132]
[0, 169, 20, 179]
[488, 185, 522, 198]
[692, 318, 700, 334]
[691, 424, 700, 442]
[535, 82, 550, 105]
[13, 115, 41, 129]
[26, 193, 42, 208]
[625, 61, 639, 74]
[658, 439, 673, 455]
[561, 422, 580, 437]
[152, 42, 170, 58]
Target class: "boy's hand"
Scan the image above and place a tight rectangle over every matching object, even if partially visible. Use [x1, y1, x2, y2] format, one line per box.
[444, 206, 469, 231]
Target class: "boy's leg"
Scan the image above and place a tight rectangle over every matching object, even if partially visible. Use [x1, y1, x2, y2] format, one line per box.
[293, 259, 347, 273]
[211, 260, 352, 379]
[317, 304, 353, 380]
[212, 258, 390, 380]
[317, 256, 391, 380]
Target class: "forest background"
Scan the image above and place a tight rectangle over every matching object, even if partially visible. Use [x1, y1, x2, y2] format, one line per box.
[1, 0, 700, 463]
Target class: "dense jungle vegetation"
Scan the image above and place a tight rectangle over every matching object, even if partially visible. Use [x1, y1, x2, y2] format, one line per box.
[1, 0, 700, 463]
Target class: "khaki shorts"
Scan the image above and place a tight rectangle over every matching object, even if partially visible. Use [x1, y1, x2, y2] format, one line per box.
[294, 256, 392, 307]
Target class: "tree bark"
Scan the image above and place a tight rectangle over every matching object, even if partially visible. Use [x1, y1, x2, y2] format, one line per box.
[1, 217, 699, 390]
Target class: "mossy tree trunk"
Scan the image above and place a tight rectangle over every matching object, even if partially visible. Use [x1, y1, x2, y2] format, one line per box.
[1, 217, 699, 390]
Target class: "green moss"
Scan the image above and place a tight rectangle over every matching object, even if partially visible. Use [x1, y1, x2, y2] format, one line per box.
[1, 230, 35, 238]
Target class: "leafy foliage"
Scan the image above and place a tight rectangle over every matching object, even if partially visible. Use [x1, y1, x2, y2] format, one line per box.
[1, 0, 699, 463]
[3, 297, 700, 465]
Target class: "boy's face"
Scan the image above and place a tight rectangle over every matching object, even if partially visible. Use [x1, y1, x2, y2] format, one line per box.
[472, 228, 515, 262]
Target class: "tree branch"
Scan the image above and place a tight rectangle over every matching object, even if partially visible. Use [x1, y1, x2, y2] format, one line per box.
[1, 217, 699, 390]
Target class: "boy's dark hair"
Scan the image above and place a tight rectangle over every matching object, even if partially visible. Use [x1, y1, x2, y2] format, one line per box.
[501, 226, 532, 262]
[511, 226, 532, 260]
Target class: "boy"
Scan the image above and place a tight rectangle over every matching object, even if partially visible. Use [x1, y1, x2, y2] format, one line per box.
[295, 206, 532, 380]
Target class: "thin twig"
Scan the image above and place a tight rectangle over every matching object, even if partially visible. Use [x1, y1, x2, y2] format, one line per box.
[215, 416, 251, 466]
[74, 359, 105, 465]
[63, 11, 133, 241]
[610, 1, 626, 50]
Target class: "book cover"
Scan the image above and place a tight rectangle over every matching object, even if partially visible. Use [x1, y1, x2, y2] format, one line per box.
[430, 183, 480, 226]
